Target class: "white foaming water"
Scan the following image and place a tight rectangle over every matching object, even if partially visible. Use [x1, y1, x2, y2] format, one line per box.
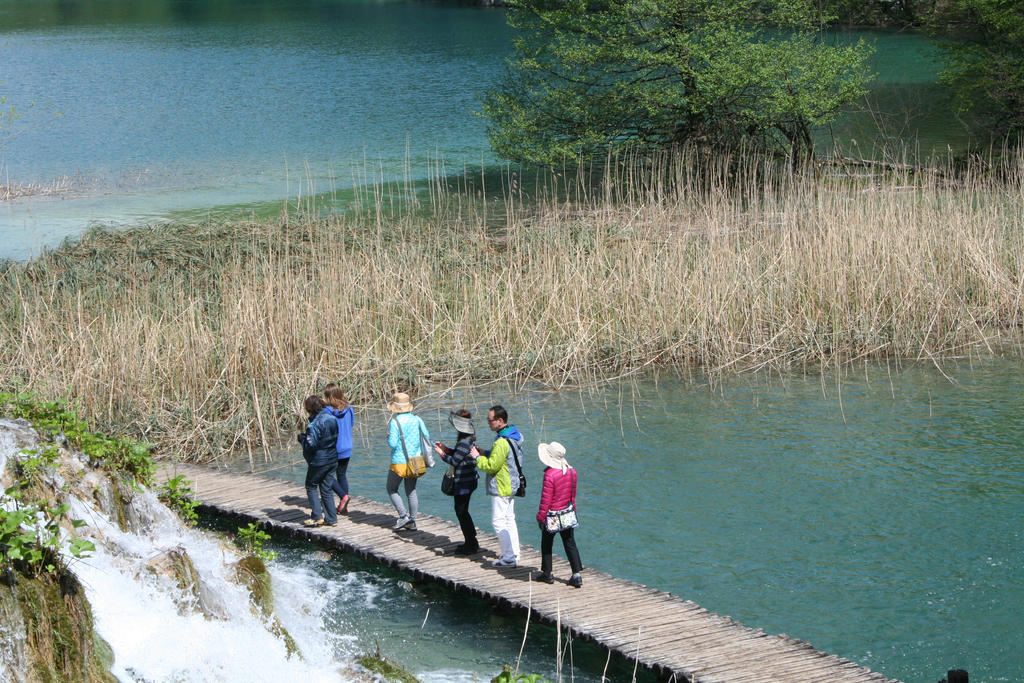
[63, 484, 358, 683]
[1, 422, 495, 682]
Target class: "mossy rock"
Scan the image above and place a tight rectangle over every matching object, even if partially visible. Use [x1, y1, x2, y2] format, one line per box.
[234, 555, 273, 616]
[356, 652, 421, 683]
[146, 547, 199, 609]
[233, 555, 301, 660]
[0, 569, 117, 682]
[146, 546, 228, 620]
[267, 615, 301, 660]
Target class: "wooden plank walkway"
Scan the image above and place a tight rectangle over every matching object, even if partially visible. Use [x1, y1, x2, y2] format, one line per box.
[156, 462, 901, 683]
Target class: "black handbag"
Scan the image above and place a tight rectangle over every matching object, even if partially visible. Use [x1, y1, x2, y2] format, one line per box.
[441, 465, 456, 496]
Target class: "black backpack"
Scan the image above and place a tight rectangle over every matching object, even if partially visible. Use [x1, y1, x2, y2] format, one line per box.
[504, 437, 526, 497]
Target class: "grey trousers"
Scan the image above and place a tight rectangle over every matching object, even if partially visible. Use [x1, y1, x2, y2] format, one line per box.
[386, 469, 419, 519]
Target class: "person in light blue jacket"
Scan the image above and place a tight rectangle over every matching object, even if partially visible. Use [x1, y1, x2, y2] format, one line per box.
[385, 392, 430, 531]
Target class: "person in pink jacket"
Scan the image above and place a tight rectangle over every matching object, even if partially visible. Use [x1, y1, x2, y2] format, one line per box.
[534, 442, 583, 587]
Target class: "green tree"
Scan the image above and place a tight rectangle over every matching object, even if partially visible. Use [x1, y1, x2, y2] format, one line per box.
[931, 0, 1024, 140]
[818, 0, 930, 27]
[483, 0, 874, 165]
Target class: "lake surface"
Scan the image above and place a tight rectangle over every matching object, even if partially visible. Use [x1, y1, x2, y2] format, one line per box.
[1, 0, 971, 260]
[3, 4, 1015, 680]
[244, 360, 1024, 683]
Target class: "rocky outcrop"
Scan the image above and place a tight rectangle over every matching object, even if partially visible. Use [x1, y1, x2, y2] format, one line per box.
[0, 569, 116, 683]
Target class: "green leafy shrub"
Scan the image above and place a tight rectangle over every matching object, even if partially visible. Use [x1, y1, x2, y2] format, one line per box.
[0, 392, 155, 485]
[157, 475, 200, 527]
[483, 0, 873, 164]
[930, 0, 1024, 140]
[491, 666, 552, 683]
[236, 522, 276, 562]
[0, 490, 95, 577]
[13, 445, 60, 486]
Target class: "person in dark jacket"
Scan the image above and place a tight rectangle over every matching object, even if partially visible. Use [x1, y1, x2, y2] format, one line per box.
[298, 395, 339, 527]
[433, 409, 480, 555]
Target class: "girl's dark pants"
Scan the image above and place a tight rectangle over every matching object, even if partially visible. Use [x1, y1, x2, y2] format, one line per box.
[330, 458, 350, 497]
[540, 528, 582, 575]
[453, 492, 477, 549]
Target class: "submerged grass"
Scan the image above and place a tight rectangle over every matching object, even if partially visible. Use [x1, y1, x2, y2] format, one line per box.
[1, 148, 1023, 461]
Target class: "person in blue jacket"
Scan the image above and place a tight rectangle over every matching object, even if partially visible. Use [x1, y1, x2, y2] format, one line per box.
[324, 384, 354, 515]
[298, 395, 338, 527]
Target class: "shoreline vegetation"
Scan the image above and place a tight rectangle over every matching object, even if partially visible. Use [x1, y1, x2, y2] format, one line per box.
[2, 149, 1023, 462]
[0, 176, 81, 201]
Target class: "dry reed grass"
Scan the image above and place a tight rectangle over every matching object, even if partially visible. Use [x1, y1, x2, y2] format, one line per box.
[2, 149, 1022, 460]
[0, 175, 81, 200]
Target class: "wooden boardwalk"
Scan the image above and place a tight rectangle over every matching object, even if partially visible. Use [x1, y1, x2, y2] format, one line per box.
[156, 463, 901, 683]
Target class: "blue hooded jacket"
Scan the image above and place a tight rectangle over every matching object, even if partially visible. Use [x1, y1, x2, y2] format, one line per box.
[326, 405, 354, 459]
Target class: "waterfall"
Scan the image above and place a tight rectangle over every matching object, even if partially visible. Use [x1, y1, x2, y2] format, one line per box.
[1, 418, 358, 682]
[0, 416, 562, 683]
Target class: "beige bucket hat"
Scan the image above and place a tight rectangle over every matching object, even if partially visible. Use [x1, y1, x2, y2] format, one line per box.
[387, 392, 414, 413]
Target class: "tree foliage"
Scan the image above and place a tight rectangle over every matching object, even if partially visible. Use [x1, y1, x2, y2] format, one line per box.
[483, 0, 874, 164]
[821, 0, 928, 26]
[930, 0, 1024, 140]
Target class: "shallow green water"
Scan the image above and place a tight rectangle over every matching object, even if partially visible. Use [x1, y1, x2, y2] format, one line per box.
[253, 360, 1023, 682]
[1, 0, 969, 260]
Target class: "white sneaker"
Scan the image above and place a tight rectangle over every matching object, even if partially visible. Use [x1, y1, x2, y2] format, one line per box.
[491, 558, 518, 567]
[393, 515, 411, 530]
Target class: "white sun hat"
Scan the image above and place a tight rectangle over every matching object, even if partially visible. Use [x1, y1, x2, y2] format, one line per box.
[538, 441, 569, 473]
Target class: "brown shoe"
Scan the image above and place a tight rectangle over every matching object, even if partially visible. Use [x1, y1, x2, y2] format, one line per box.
[302, 518, 325, 527]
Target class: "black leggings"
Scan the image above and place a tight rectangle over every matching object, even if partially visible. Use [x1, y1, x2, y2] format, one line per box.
[540, 527, 582, 575]
[453, 493, 477, 547]
[330, 458, 350, 497]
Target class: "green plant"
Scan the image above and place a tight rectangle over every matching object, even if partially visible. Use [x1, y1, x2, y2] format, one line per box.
[930, 0, 1024, 140]
[0, 392, 155, 485]
[236, 522, 276, 562]
[356, 652, 421, 683]
[14, 445, 59, 485]
[0, 489, 95, 577]
[491, 666, 552, 683]
[157, 475, 200, 527]
[483, 0, 873, 164]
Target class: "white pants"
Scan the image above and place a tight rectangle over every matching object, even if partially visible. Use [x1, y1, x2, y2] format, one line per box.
[491, 495, 520, 563]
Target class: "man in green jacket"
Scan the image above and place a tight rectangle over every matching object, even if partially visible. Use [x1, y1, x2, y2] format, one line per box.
[471, 405, 525, 567]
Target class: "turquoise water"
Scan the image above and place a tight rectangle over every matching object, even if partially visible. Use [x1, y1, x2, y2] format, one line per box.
[250, 361, 1024, 682]
[1, 0, 968, 260]
[198, 513, 661, 683]
[0, 0, 509, 258]
[4, 3, 1016, 680]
